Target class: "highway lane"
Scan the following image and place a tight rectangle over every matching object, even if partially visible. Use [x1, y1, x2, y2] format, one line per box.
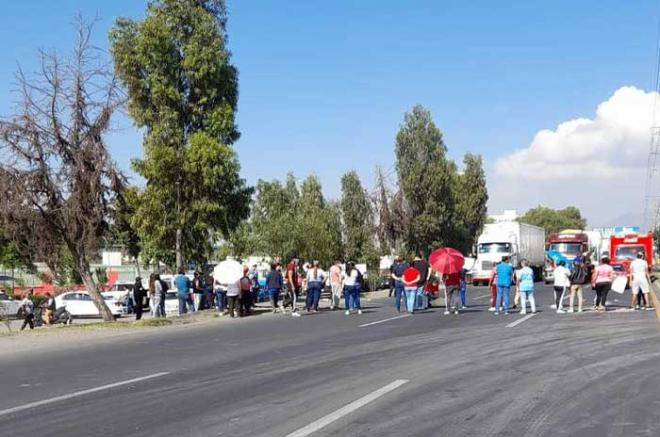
[1, 284, 659, 437]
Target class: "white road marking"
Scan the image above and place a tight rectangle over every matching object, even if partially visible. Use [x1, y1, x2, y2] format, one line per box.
[359, 314, 410, 328]
[0, 372, 169, 417]
[285, 379, 409, 437]
[471, 294, 491, 301]
[506, 313, 537, 328]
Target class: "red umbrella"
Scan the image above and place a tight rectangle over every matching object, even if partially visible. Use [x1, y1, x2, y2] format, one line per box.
[402, 267, 421, 286]
[428, 247, 465, 275]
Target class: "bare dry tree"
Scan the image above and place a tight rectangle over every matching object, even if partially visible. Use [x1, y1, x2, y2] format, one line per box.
[0, 18, 124, 321]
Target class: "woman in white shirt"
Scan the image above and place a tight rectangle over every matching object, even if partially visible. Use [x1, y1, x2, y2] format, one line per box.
[342, 262, 362, 315]
[553, 260, 571, 314]
[304, 261, 326, 312]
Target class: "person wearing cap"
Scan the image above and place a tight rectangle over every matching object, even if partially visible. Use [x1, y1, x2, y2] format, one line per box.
[304, 261, 326, 313]
[629, 252, 653, 310]
[133, 276, 146, 320]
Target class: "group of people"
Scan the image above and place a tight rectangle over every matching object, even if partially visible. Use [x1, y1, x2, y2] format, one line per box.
[388, 254, 468, 315]
[131, 258, 368, 320]
[486, 252, 654, 315]
[260, 259, 365, 316]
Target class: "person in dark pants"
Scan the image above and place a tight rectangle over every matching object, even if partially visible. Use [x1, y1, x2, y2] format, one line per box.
[305, 261, 326, 312]
[19, 290, 35, 330]
[240, 267, 253, 316]
[266, 263, 284, 314]
[412, 255, 431, 308]
[133, 277, 146, 321]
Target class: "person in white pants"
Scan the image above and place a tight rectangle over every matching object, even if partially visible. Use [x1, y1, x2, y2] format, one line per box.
[517, 259, 536, 314]
[328, 260, 343, 310]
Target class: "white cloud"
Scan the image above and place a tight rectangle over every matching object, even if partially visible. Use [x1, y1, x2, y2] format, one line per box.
[489, 86, 656, 226]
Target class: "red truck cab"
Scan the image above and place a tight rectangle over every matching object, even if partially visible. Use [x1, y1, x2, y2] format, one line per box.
[609, 233, 654, 275]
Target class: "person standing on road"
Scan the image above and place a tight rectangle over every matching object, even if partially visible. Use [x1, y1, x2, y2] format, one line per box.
[495, 257, 514, 315]
[568, 259, 588, 313]
[592, 256, 614, 312]
[517, 260, 536, 314]
[553, 261, 571, 314]
[226, 278, 242, 318]
[240, 267, 253, 316]
[443, 271, 461, 315]
[403, 267, 421, 314]
[42, 292, 56, 326]
[214, 281, 228, 316]
[19, 290, 35, 330]
[265, 263, 284, 314]
[328, 260, 343, 310]
[412, 255, 432, 309]
[152, 274, 163, 317]
[342, 262, 362, 315]
[192, 272, 205, 311]
[133, 277, 146, 321]
[285, 258, 301, 316]
[512, 261, 522, 311]
[305, 261, 326, 313]
[174, 270, 192, 315]
[629, 252, 653, 310]
[391, 256, 408, 313]
[388, 259, 397, 297]
[459, 267, 468, 309]
[488, 264, 499, 312]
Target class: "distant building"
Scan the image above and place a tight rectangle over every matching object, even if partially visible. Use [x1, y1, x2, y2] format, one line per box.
[489, 210, 520, 223]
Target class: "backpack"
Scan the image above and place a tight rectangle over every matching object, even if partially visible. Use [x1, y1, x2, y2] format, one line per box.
[159, 279, 169, 294]
[570, 265, 588, 285]
[355, 269, 364, 286]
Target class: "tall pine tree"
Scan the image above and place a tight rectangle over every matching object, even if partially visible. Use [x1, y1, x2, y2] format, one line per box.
[111, 0, 251, 269]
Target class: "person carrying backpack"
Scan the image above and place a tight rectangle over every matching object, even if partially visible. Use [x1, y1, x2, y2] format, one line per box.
[568, 259, 588, 313]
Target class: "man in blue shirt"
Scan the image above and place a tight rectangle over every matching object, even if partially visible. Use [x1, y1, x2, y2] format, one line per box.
[391, 256, 409, 312]
[174, 270, 192, 315]
[495, 256, 514, 315]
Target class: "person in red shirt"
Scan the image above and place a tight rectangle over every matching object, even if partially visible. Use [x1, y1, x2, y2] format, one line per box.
[443, 271, 461, 315]
[402, 267, 421, 314]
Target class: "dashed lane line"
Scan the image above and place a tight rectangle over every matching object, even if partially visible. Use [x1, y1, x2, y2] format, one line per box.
[359, 314, 411, 328]
[506, 313, 537, 328]
[0, 372, 170, 417]
[285, 379, 409, 437]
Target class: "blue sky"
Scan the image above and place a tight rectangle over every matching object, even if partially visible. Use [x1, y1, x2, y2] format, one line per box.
[1, 1, 659, 225]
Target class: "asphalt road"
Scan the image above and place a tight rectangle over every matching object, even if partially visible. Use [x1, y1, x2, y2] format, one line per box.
[1, 283, 659, 437]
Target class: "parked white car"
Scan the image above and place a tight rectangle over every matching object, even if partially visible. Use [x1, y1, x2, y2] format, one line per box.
[0, 293, 22, 318]
[55, 291, 126, 318]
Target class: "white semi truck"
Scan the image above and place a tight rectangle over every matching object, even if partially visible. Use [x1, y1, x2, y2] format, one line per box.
[471, 222, 546, 285]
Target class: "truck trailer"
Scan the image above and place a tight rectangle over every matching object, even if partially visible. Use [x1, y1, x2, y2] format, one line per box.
[471, 222, 546, 286]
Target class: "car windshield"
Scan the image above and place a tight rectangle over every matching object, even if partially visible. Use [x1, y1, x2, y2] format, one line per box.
[615, 245, 644, 261]
[478, 243, 511, 254]
[549, 243, 582, 255]
[165, 293, 177, 300]
[113, 284, 132, 291]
